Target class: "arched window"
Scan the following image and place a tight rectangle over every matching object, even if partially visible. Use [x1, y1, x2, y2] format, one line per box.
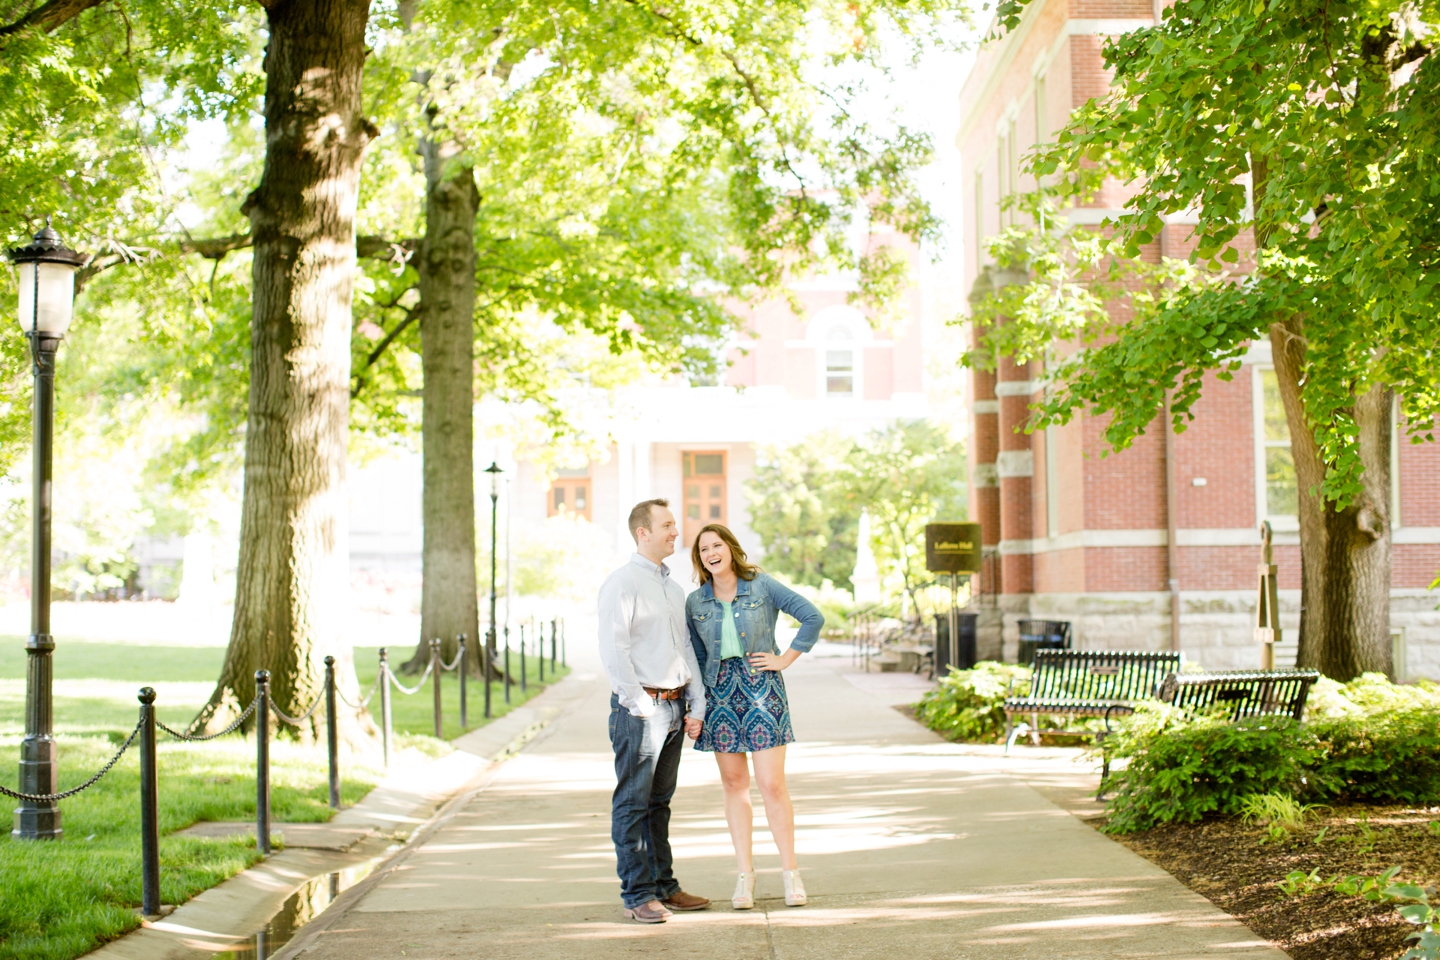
[805, 305, 870, 400]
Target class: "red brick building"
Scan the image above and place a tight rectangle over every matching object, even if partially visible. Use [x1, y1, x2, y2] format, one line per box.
[957, 0, 1440, 676]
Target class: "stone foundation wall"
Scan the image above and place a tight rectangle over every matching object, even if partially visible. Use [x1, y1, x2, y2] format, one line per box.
[973, 588, 1440, 679]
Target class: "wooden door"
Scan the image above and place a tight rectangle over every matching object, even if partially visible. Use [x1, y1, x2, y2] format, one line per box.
[682, 451, 726, 546]
[548, 478, 592, 521]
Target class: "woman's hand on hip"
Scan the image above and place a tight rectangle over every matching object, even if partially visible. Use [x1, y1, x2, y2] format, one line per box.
[748, 649, 801, 672]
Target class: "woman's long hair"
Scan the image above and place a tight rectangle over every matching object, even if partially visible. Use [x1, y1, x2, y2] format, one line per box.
[690, 523, 761, 586]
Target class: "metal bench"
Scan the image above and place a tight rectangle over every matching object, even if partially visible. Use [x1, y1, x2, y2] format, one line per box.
[1004, 649, 1183, 752]
[1157, 669, 1320, 720]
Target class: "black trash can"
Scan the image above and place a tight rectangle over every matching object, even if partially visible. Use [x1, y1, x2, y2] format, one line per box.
[933, 612, 978, 676]
[1017, 619, 1071, 664]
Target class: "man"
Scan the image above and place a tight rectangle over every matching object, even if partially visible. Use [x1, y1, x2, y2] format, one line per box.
[597, 498, 711, 923]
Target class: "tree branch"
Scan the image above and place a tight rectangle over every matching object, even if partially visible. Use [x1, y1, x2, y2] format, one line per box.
[177, 233, 417, 263]
[351, 305, 422, 400]
[0, 0, 111, 36]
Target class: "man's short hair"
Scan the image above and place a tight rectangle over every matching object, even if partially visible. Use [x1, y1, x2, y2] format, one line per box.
[628, 498, 670, 542]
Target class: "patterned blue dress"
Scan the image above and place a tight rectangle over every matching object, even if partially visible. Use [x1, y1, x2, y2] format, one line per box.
[695, 656, 795, 753]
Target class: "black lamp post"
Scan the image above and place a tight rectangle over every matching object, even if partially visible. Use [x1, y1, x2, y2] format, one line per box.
[484, 462, 502, 719]
[10, 220, 84, 840]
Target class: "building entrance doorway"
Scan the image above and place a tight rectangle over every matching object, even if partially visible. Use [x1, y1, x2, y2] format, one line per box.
[683, 451, 726, 546]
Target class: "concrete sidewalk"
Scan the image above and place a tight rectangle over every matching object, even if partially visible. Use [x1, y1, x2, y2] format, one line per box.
[279, 654, 1286, 960]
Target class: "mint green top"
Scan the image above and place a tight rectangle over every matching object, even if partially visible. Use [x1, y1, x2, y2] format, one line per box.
[719, 600, 744, 659]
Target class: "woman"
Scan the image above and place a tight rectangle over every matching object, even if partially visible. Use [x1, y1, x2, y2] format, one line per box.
[685, 523, 824, 910]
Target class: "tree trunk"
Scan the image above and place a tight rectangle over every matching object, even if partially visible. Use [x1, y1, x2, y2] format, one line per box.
[401, 141, 484, 676]
[1269, 319, 1392, 681]
[193, 0, 375, 737]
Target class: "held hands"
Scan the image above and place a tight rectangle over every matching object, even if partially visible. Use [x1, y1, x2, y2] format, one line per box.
[684, 716, 703, 740]
[748, 649, 802, 672]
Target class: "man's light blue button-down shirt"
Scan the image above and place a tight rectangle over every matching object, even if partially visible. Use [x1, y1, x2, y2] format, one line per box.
[597, 553, 706, 719]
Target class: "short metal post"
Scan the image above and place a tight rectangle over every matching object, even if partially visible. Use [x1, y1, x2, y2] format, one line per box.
[484, 626, 493, 720]
[324, 656, 339, 809]
[255, 670, 271, 855]
[458, 633, 468, 730]
[430, 638, 442, 740]
[550, 618, 557, 671]
[378, 648, 391, 767]
[519, 624, 527, 693]
[503, 626, 511, 704]
[138, 686, 160, 916]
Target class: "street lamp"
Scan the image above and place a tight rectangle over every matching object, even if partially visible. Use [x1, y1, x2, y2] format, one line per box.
[484, 461, 502, 719]
[10, 220, 84, 840]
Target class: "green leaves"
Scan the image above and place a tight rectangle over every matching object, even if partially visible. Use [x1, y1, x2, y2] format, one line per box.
[746, 421, 967, 600]
[971, 0, 1440, 510]
[916, 661, 1036, 742]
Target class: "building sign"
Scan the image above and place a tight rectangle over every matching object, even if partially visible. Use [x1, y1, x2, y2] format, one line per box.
[925, 523, 983, 574]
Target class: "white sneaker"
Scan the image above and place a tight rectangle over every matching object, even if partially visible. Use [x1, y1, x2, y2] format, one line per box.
[732, 872, 757, 910]
[782, 868, 807, 907]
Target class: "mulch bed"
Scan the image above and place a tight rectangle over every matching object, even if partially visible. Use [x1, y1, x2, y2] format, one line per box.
[1110, 806, 1440, 959]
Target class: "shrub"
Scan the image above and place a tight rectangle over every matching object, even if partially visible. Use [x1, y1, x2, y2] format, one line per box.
[1103, 674, 1440, 833]
[915, 661, 1032, 743]
[1311, 709, 1440, 804]
[1239, 792, 1322, 842]
[1104, 711, 1320, 833]
[1307, 672, 1440, 719]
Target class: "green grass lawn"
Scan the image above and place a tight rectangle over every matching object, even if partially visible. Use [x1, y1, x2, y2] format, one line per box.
[0, 636, 567, 960]
[354, 644, 570, 741]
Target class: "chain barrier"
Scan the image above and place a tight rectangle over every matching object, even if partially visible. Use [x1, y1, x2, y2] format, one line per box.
[6, 628, 563, 816]
[0, 718, 144, 803]
[270, 690, 325, 727]
[157, 696, 259, 742]
[337, 670, 382, 710]
[386, 658, 433, 696]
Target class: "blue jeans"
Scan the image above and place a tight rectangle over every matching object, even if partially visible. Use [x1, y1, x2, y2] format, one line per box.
[609, 693, 685, 908]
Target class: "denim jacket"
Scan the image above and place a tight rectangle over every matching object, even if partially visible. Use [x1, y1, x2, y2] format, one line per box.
[685, 573, 824, 686]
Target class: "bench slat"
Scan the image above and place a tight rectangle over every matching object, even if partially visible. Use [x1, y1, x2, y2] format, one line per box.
[1157, 669, 1319, 721]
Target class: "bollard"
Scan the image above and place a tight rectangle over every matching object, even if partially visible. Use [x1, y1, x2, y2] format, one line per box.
[138, 687, 160, 916]
[503, 626, 511, 704]
[378, 648, 391, 768]
[561, 617, 566, 667]
[550, 618, 557, 671]
[519, 624, 527, 693]
[430, 638, 442, 740]
[484, 626, 493, 720]
[255, 669, 271, 855]
[458, 633, 468, 730]
[324, 656, 339, 810]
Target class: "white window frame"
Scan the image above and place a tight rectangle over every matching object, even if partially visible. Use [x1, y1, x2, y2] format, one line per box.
[1392, 394, 1402, 529]
[1008, 117, 1020, 204]
[1033, 71, 1047, 147]
[1044, 424, 1059, 538]
[1252, 365, 1299, 532]
[803, 305, 872, 400]
[973, 170, 985, 272]
[996, 133, 1008, 229]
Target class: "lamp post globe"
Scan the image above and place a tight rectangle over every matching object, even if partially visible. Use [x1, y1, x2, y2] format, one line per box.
[9, 220, 84, 840]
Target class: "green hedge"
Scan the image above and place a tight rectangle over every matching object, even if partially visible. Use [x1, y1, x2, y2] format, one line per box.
[915, 662, 1034, 743]
[1104, 673, 1440, 833]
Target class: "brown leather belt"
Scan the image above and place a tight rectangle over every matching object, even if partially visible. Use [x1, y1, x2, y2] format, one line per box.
[644, 686, 684, 700]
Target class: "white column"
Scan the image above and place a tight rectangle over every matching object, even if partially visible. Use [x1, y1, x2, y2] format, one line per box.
[615, 438, 634, 552]
[634, 441, 653, 498]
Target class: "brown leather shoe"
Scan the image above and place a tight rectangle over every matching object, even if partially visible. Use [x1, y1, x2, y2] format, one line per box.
[661, 890, 711, 911]
[623, 900, 672, 923]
